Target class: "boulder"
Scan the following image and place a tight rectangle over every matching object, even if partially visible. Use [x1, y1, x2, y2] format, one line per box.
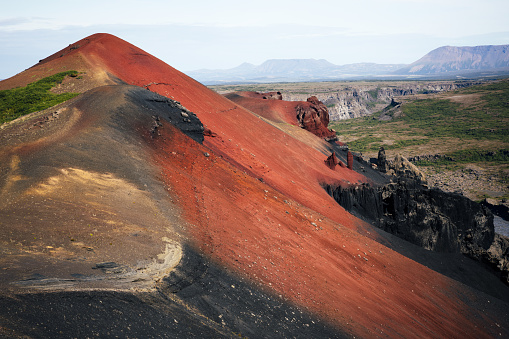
[295, 96, 337, 140]
[324, 152, 339, 170]
[203, 127, 218, 137]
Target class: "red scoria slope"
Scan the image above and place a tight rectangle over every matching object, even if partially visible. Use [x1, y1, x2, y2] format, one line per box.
[225, 91, 338, 140]
[1, 33, 507, 337]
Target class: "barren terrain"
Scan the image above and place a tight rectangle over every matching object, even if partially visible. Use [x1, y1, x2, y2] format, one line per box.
[1, 33, 508, 338]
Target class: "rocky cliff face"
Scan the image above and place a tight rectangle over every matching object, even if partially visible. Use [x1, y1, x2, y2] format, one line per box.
[325, 149, 493, 255]
[282, 81, 482, 120]
[487, 234, 509, 284]
[326, 150, 509, 284]
[324, 178, 494, 254]
[323, 176, 509, 284]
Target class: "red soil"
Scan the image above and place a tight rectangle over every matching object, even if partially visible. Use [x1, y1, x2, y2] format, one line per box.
[149, 121, 494, 338]
[45, 34, 366, 227]
[226, 92, 337, 140]
[225, 92, 301, 125]
[236, 91, 283, 100]
[3, 33, 504, 337]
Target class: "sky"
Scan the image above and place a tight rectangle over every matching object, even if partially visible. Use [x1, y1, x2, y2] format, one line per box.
[1, 0, 509, 79]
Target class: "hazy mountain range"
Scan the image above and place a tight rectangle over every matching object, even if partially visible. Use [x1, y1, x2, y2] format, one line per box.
[188, 59, 407, 84]
[189, 44, 509, 84]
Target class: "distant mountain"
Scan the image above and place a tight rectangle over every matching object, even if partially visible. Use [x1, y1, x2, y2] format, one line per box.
[187, 59, 407, 84]
[255, 59, 336, 76]
[394, 45, 509, 76]
[189, 45, 509, 84]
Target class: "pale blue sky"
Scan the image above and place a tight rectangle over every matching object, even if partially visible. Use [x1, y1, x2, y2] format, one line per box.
[1, 0, 509, 79]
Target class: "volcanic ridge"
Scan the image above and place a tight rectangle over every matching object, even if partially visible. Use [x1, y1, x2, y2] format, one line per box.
[0, 33, 508, 338]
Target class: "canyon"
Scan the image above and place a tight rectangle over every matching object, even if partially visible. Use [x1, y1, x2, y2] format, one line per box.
[212, 80, 484, 121]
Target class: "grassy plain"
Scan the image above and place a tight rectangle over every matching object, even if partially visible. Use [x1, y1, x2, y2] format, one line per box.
[337, 79, 509, 202]
[329, 80, 508, 158]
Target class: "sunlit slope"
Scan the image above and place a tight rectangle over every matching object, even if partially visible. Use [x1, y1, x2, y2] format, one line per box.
[0, 33, 507, 338]
[0, 85, 194, 291]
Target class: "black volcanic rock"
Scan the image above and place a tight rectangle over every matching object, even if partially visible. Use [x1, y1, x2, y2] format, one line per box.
[324, 178, 494, 254]
[486, 234, 509, 285]
[124, 87, 205, 144]
[377, 147, 387, 173]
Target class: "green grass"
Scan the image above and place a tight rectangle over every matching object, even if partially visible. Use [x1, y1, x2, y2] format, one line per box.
[384, 138, 429, 150]
[414, 149, 509, 167]
[479, 81, 509, 115]
[366, 88, 379, 100]
[0, 71, 80, 124]
[346, 136, 384, 153]
[330, 78, 509, 155]
[400, 98, 508, 142]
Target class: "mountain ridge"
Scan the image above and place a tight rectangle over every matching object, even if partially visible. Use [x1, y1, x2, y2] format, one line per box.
[188, 58, 407, 84]
[189, 44, 509, 84]
[394, 44, 509, 75]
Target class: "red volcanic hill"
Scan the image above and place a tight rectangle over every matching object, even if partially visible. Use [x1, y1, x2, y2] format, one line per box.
[0, 33, 508, 338]
[225, 91, 338, 140]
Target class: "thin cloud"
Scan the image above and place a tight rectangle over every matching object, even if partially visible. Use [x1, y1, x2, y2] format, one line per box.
[0, 18, 31, 27]
[0, 17, 59, 31]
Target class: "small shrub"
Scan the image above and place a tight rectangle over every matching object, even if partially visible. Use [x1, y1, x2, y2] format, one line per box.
[0, 71, 80, 124]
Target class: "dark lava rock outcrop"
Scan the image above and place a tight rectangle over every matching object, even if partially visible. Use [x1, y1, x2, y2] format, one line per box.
[377, 147, 388, 172]
[327, 150, 509, 285]
[136, 92, 204, 144]
[324, 178, 494, 254]
[374, 149, 427, 183]
[486, 234, 509, 284]
[296, 96, 337, 140]
[390, 154, 427, 183]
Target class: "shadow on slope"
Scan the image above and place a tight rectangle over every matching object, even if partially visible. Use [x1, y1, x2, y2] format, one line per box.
[0, 244, 347, 339]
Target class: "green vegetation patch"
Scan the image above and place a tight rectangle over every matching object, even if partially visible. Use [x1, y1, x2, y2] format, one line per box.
[346, 135, 384, 153]
[399, 80, 509, 143]
[400, 98, 508, 142]
[479, 80, 509, 115]
[366, 88, 379, 100]
[0, 71, 80, 124]
[415, 149, 509, 167]
[384, 138, 429, 150]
